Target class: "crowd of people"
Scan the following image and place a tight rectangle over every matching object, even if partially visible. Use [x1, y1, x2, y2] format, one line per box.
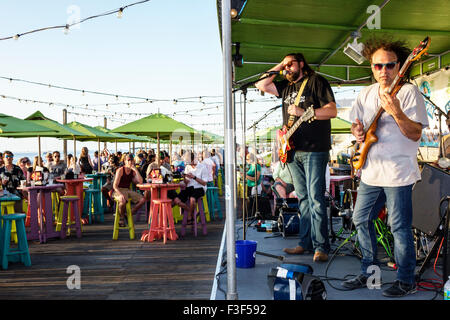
[0, 146, 224, 227]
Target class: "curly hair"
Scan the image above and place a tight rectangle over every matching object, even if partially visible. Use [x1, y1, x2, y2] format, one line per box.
[362, 36, 412, 77]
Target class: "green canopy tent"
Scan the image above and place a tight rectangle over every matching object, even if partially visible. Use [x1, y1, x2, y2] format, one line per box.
[0, 112, 62, 164]
[331, 117, 352, 134]
[112, 113, 197, 162]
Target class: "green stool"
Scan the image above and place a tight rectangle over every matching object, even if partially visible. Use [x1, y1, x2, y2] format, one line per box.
[83, 189, 104, 224]
[0, 213, 31, 270]
[206, 186, 222, 220]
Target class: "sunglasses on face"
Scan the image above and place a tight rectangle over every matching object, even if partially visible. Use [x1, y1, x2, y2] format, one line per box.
[285, 60, 297, 68]
[5, 155, 13, 159]
[372, 61, 398, 71]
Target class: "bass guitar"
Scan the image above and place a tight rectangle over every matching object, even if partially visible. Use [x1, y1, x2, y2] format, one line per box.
[351, 36, 431, 170]
[277, 105, 315, 163]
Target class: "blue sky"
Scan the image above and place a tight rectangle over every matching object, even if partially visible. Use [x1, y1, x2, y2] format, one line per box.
[0, 1, 360, 154]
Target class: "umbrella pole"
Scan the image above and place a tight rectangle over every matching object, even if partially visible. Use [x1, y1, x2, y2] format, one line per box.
[157, 132, 160, 163]
[115, 140, 118, 154]
[98, 139, 101, 172]
[38, 136, 42, 166]
[169, 137, 172, 160]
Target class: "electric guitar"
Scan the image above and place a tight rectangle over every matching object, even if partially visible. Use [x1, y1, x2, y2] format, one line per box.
[277, 106, 316, 163]
[351, 36, 431, 170]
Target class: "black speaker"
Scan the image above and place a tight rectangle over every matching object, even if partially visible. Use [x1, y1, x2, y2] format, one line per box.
[412, 164, 450, 236]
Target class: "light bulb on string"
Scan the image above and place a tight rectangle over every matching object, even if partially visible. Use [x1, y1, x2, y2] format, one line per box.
[117, 8, 124, 19]
[64, 25, 69, 35]
[13, 34, 19, 40]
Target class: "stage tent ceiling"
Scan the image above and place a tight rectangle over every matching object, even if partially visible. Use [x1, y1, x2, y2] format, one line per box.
[217, 0, 450, 87]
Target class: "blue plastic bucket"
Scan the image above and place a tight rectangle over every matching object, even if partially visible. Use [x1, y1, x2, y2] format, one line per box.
[235, 240, 257, 268]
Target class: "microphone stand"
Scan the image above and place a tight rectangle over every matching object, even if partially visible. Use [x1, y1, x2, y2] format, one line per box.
[247, 104, 282, 228]
[232, 73, 282, 239]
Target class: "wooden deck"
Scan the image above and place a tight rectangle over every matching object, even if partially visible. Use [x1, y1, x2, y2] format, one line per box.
[0, 206, 225, 300]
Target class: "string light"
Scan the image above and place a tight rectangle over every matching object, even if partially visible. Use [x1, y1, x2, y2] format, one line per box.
[0, 1, 150, 41]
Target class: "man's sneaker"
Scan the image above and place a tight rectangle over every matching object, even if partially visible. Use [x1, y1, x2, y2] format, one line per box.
[341, 274, 368, 290]
[382, 280, 417, 298]
[313, 251, 328, 262]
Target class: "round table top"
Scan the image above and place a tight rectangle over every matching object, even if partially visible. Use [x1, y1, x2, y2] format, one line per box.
[136, 183, 180, 190]
[19, 183, 65, 191]
[56, 178, 93, 184]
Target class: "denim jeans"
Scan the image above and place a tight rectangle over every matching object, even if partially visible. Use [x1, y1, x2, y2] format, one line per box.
[352, 182, 416, 284]
[286, 151, 330, 254]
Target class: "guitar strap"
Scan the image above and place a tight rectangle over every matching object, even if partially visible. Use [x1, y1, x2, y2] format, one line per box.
[287, 77, 309, 128]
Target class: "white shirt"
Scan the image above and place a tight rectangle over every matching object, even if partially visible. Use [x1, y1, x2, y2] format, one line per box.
[349, 83, 429, 187]
[201, 158, 215, 182]
[185, 163, 209, 191]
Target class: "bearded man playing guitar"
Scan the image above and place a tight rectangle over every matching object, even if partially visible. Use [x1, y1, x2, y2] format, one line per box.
[342, 37, 429, 297]
[255, 53, 337, 263]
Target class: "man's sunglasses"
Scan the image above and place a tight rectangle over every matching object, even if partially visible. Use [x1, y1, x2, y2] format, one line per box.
[285, 60, 297, 68]
[372, 61, 398, 71]
[5, 155, 13, 159]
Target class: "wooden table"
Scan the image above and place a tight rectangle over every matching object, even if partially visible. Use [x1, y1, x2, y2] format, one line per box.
[137, 183, 180, 242]
[20, 184, 65, 243]
[56, 178, 93, 221]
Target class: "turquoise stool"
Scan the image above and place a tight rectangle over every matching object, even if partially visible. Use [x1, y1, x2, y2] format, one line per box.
[83, 188, 104, 224]
[206, 186, 222, 220]
[0, 213, 31, 270]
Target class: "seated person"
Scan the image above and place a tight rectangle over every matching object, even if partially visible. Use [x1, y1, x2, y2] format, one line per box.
[112, 154, 146, 226]
[245, 153, 261, 197]
[0, 151, 26, 212]
[271, 161, 296, 198]
[175, 151, 208, 223]
[101, 155, 120, 211]
[48, 151, 67, 178]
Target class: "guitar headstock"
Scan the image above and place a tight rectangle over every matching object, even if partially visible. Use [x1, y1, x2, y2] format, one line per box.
[301, 105, 316, 123]
[410, 36, 430, 62]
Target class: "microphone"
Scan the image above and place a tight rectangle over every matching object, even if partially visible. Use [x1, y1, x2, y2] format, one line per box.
[265, 70, 289, 76]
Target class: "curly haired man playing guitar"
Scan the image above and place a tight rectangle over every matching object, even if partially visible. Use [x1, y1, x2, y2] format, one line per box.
[256, 53, 337, 263]
[342, 37, 429, 297]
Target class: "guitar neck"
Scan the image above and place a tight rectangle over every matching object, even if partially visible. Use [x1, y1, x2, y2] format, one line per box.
[286, 117, 305, 140]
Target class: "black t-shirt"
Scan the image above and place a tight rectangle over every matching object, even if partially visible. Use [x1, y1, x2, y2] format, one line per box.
[275, 73, 335, 152]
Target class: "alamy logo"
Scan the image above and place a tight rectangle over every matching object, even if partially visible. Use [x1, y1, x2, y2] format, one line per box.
[366, 5, 381, 30]
[66, 265, 81, 290]
[366, 265, 381, 289]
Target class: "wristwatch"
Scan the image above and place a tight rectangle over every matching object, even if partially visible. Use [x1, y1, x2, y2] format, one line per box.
[193, 176, 197, 180]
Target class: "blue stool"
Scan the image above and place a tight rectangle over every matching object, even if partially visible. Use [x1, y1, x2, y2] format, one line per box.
[0, 213, 31, 270]
[206, 186, 222, 220]
[83, 189, 104, 224]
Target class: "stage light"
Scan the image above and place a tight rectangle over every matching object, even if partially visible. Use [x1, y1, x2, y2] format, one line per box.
[343, 32, 366, 65]
[231, 0, 248, 19]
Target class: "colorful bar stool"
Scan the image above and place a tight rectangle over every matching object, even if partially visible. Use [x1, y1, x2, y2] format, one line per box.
[57, 196, 82, 239]
[149, 199, 178, 244]
[83, 188, 104, 224]
[0, 201, 18, 243]
[0, 213, 31, 270]
[112, 198, 135, 240]
[217, 168, 223, 196]
[206, 186, 222, 220]
[181, 197, 207, 237]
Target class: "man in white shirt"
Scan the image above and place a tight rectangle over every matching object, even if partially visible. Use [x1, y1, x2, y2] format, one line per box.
[342, 38, 428, 298]
[199, 150, 216, 187]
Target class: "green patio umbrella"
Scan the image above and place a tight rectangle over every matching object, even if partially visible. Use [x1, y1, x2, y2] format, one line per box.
[0, 112, 61, 164]
[94, 126, 150, 154]
[66, 121, 118, 172]
[331, 117, 352, 134]
[112, 113, 196, 161]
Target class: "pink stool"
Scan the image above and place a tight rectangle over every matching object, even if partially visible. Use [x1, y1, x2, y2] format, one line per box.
[181, 197, 207, 237]
[148, 199, 178, 244]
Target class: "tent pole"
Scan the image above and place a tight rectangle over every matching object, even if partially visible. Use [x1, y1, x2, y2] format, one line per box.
[222, 0, 238, 300]
[98, 139, 101, 172]
[38, 136, 42, 166]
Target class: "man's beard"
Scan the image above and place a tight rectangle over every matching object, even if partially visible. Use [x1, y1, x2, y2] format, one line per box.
[286, 70, 300, 83]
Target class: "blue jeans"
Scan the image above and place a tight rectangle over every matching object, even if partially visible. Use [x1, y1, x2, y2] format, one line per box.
[352, 182, 416, 284]
[286, 151, 330, 254]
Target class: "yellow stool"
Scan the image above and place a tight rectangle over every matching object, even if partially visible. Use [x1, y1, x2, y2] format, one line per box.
[1, 201, 18, 243]
[51, 191, 60, 218]
[218, 170, 223, 196]
[56, 195, 82, 234]
[202, 196, 211, 222]
[172, 205, 183, 224]
[113, 198, 135, 240]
